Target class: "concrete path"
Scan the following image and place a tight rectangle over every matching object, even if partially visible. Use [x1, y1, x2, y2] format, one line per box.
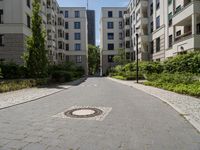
[0, 77, 199, 150]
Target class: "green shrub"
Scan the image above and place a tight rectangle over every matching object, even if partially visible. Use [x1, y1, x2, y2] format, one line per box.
[0, 68, 2, 78]
[139, 61, 164, 74]
[0, 63, 28, 79]
[48, 62, 85, 79]
[144, 73, 200, 97]
[0, 78, 49, 93]
[146, 73, 199, 84]
[51, 71, 73, 83]
[163, 52, 200, 74]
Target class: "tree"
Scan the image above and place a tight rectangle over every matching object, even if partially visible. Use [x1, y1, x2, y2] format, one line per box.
[113, 48, 127, 65]
[88, 45, 100, 75]
[23, 0, 48, 78]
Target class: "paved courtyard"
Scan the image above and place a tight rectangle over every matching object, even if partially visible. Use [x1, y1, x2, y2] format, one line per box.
[0, 77, 200, 150]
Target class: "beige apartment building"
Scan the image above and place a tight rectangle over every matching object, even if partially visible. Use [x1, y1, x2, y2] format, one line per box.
[100, 0, 200, 75]
[0, 0, 89, 73]
[0, 0, 47, 64]
[100, 7, 127, 75]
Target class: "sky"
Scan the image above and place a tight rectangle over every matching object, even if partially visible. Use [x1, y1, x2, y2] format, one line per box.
[57, 0, 129, 45]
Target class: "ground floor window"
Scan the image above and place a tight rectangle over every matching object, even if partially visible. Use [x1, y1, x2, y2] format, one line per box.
[108, 55, 114, 63]
[197, 23, 200, 34]
[76, 56, 82, 63]
[0, 34, 4, 46]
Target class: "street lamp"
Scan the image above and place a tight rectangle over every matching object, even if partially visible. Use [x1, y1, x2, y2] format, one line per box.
[135, 27, 140, 83]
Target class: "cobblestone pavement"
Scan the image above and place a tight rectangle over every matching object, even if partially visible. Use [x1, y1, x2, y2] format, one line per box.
[0, 78, 86, 109]
[108, 77, 200, 132]
[0, 77, 199, 150]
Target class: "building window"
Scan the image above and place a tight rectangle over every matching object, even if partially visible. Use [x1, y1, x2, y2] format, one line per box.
[150, 3, 153, 16]
[119, 21, 123, 29]
[119, 43, 123, 48]
[66, 44, 69, 51]
[150, 41, 154, 54]
[75, 43, 81, 51]
[126, 41, 130, 48]
[156, 16, 160, 29]
[156, 37, 160, 52]
[108, 44, 114, 50]
[168, 0, 172, 5]
[119, 32, 123, 40]
[27, 0, 31, 8]
[75, 33, 81, 40]
[197, 23, 200, 34]
[27, 15, 31, 28]
[107, 22, 114, 29]
[0, 9, 3, 24]
[156, 0, 160, 10]
[151, 21, 154, 33]
[176, 30, 181, 36]
[168, 12, 173, 26]
[107, 33, 114, 40]
[0, 34, 4, 46]
[108, 11, 113, 18]
[65, 11, 68, 18]
[75, 11, 80, 18]
[76, 56, 82, 63]
[65, 33, 69, 40]
[175, 5, 181, 14]
[58, 41, 63, 49]
[108, 55, 114, 63]
[74, 22, 81, 29]
[168, 35, 173, 48]
[119, 11, 123, 18]
[65, 22, 68, 29]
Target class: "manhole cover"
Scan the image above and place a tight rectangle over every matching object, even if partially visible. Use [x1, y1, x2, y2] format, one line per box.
[53, 106, 112, 121]
[64, 107, 103, 118]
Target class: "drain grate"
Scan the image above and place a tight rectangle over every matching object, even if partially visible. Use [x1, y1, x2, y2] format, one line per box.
[64, 107, 103, 118]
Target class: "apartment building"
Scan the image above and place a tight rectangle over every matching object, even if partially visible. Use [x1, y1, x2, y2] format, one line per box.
[0, 0, 47, 64]
[0, 0, 91, 74]
[100, 7, 127, 75]
[87, 10, 96, 46]
[59, 7, 88, 72]
[100, 0, 200, 74]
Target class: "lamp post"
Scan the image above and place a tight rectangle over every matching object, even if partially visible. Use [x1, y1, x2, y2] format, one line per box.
[136, 33, 139, 83]
[135, 27, 140, 83]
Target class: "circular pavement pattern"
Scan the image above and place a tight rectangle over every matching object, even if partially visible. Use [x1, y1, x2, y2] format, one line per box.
[64, 107, 103, 118]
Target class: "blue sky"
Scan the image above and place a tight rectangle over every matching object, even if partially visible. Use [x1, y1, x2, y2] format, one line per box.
[57, 0, 129, 45]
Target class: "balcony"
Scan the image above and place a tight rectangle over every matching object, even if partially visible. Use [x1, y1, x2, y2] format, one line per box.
[173, 0, 200, 26]
[175, 31, 192, 42]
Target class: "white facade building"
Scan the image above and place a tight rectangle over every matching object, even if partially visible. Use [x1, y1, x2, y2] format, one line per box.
[0, 0, 88, 74]
[100, 7, 127, 75]
[100, 0, 200, 75]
